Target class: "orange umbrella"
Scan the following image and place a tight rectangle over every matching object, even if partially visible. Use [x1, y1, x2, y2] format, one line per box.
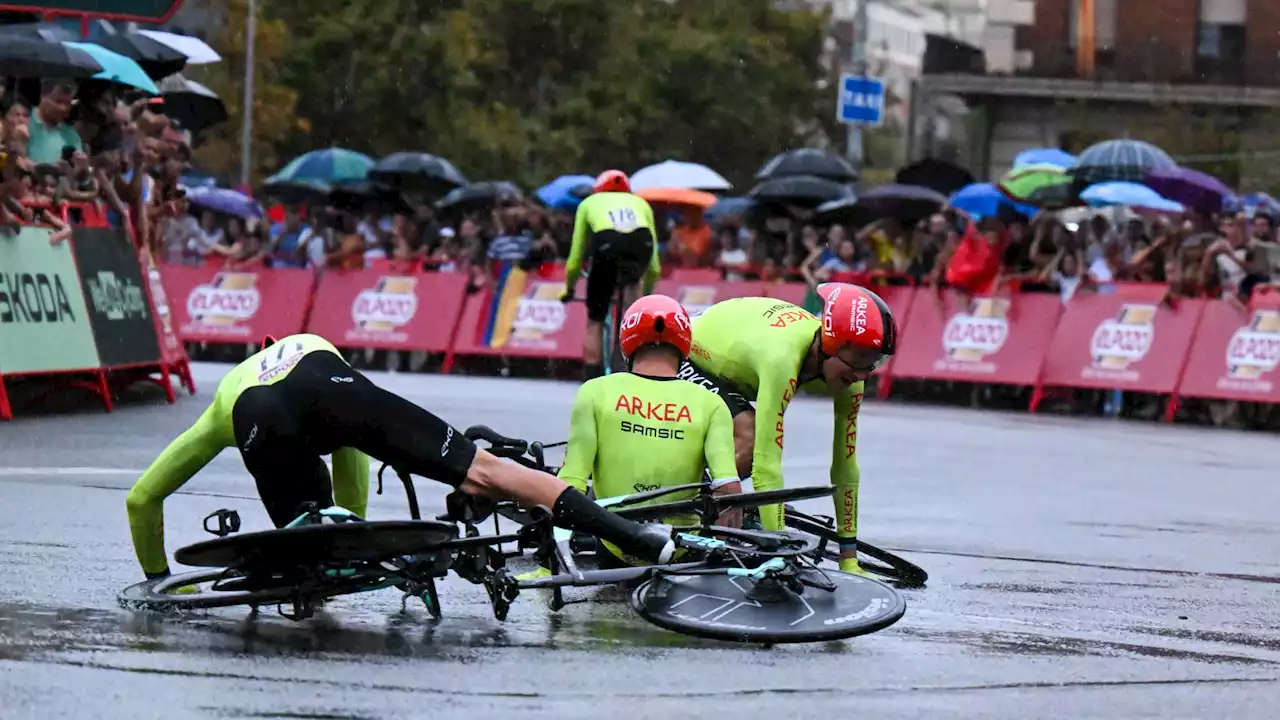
[637, 187, 717, 209]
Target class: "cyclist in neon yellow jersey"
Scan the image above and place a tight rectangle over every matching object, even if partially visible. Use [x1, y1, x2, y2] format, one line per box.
[125, 333, 676, 580]
[559, 294, 740, 565]
[676, 284, 898, 575]
[562, 170, 662, 380]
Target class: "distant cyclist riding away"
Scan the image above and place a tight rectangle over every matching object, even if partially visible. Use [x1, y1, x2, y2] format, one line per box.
[562, 170, 661, 380]
[558, 295, 741, 564]
[125, 333, 675, 580]
[676, 283, 897, 575]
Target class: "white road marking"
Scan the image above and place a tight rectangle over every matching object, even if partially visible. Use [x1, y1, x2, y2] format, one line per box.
[0, 466, 143, 476]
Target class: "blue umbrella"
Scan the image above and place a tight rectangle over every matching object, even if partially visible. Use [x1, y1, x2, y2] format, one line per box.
[535, 174, 594, 211]
[947, 183, 1037, 220]
[706, 196, 754, 224]
[267, 147, 373, 186]
[186, 187, 263, 220]
[1013, 148, 1077, 169]
[1080, 182, 1184, 212]
[64, 41, 158, 94]
[1240, 192, 1280, 219]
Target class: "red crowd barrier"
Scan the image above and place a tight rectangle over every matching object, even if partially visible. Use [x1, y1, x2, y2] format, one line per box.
[1035, 288, 1207, 418]
[306, 268, 468, 356]
[887, 289, 1062, 392]
[1176, 297, 1280, 405]
[155, 263, 1280, 422]
[159, 263, 316, 343]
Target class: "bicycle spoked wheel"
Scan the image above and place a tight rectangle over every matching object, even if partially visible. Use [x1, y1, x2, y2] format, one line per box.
[613, 486, 833, 523]
[117, 567, 378, 613]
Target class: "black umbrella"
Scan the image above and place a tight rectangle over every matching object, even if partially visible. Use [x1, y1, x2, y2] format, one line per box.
[435, 181, 523, 216]
[756, 148, 858, 183]
[0, 22, 79, 43]
[0, 36, 103, 78]
[91, 24, 187, 80]
[856, 184, 948, 224]
[369, 152, 468, 197]
[329, 180, 414, 216]
[747, 174, 854, 209]
[260, 179, 332, 206]
[895, 158, 974, 196]
[1070, 139, 1176, 186]
[157, 74, 227, 134]
[1025, 181, 1080, 209]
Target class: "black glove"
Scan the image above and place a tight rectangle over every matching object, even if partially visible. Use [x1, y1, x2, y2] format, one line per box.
[560, 291, 573, 304]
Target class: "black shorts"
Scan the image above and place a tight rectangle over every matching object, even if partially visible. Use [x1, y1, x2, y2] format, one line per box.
[676, 359, 754, 417]
[585, 229, 654, 323]
[231, 351, 477, 526]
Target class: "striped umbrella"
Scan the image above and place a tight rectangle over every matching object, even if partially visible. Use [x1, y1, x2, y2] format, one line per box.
[267, 148, 374, 186]
[1070, 139, 1176, 185]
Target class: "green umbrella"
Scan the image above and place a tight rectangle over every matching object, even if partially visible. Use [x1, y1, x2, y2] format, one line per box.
[998, 163, 1072, 202]
[267, 147, 373, 186]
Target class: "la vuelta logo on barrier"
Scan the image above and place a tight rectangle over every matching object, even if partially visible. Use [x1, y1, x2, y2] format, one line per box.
[185, 272, 261, 337]
[1086, 304, 1156, 382]
[1221, 309, 1280, 392]
[938, 297, 1009, 374]
[349, 276, 418, 343]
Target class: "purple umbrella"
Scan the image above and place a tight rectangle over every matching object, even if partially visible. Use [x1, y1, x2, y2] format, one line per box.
[1142, 167, 1236, 216]
[186, 187, 264, 220]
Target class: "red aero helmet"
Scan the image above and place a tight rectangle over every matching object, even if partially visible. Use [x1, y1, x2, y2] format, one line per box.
[619, 294, 693, 360]
[816, 283, 897, 359]
[594, 169, 631, 194]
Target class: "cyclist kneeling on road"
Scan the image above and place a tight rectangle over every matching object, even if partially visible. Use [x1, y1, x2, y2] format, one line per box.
[677, 284, 897, 576]
[561, 170, 661, 381]
[125, 333, 675, 581]
[558, 295, 741, 566]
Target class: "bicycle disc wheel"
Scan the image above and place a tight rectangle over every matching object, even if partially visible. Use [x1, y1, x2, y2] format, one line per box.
[614, 486, 834, 523]
[174, 520, 458, 570]
[117, 568, 354, 612]
[631, 568, 906, 643]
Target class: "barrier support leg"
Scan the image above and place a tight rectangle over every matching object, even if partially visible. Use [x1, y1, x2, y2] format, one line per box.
[179, 359, 195, 394]
[876, 374, 893, 400]
[0, 375, 11, 420]
[1028, 383, 1046, 413]
[1162, 393, 1180, 423]
[157, 362, 176, 404]
[97, 369, 114, 413]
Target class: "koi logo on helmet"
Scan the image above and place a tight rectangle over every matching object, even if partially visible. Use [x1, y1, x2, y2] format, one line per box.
[822, 287, 840, 336]
[621, 311, 642, 330]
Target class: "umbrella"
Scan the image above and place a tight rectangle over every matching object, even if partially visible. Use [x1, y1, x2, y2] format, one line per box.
[0, 36, 103, 78]
[136, 30, 221, 65]
[329, 180, 414, 216]
[186, 187, 263, 220]
[1070, 139, 1176, 185]
[1142, 167, 1236, 216]
[747, 174, 853, 208]
[1080, 181, 1185, 213]
[895, 158, 974, 196]
[1013, 148, 1077, 169]
[637, 187, 718, 209]
[90, 26, 187, 80]
[260, 179, 333, 205]
[1241, 192, 1280, 220]
[535, 175, 594, 211]
[948, 183, 1037, 221]
[435, 181, 523, 215]
[1025, 182, 1080, 209]
[157, 74, 227, 134]
[0, 22, 78, 43]
[756, 148, 857, 183]
[630, 160, 731, 192]
[64, 42, 158, 94]
[856, 184, 948, 224]
[705, 197, 754, 225]
[268, 148, 373, 186]
[998, 163, 1073, 202]
[368, 152, 468, 196]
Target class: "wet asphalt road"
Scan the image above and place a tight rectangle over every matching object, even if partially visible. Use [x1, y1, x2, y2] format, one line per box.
[0, 363, 1276, 719]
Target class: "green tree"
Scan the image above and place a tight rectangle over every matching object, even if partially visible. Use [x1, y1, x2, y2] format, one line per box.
[253, 0, 832, 189]
[191, 0, 300, 183]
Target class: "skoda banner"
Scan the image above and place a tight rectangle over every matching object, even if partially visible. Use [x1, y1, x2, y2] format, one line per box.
[69, 228, 162, 367]
[0, 227, 100, 373]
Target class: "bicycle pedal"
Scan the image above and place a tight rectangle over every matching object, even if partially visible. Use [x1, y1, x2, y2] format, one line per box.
[202, 509, 241, 537]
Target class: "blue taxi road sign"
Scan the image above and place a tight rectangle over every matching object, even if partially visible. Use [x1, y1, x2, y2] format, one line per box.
[837, 74, 885, 127]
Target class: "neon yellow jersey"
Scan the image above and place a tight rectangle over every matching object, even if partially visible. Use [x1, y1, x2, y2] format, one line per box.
[559, 371, 737, 525]
[125, 334, 370, 576]
[564, 192, 661, 295]
[689, 297, 864, 538]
